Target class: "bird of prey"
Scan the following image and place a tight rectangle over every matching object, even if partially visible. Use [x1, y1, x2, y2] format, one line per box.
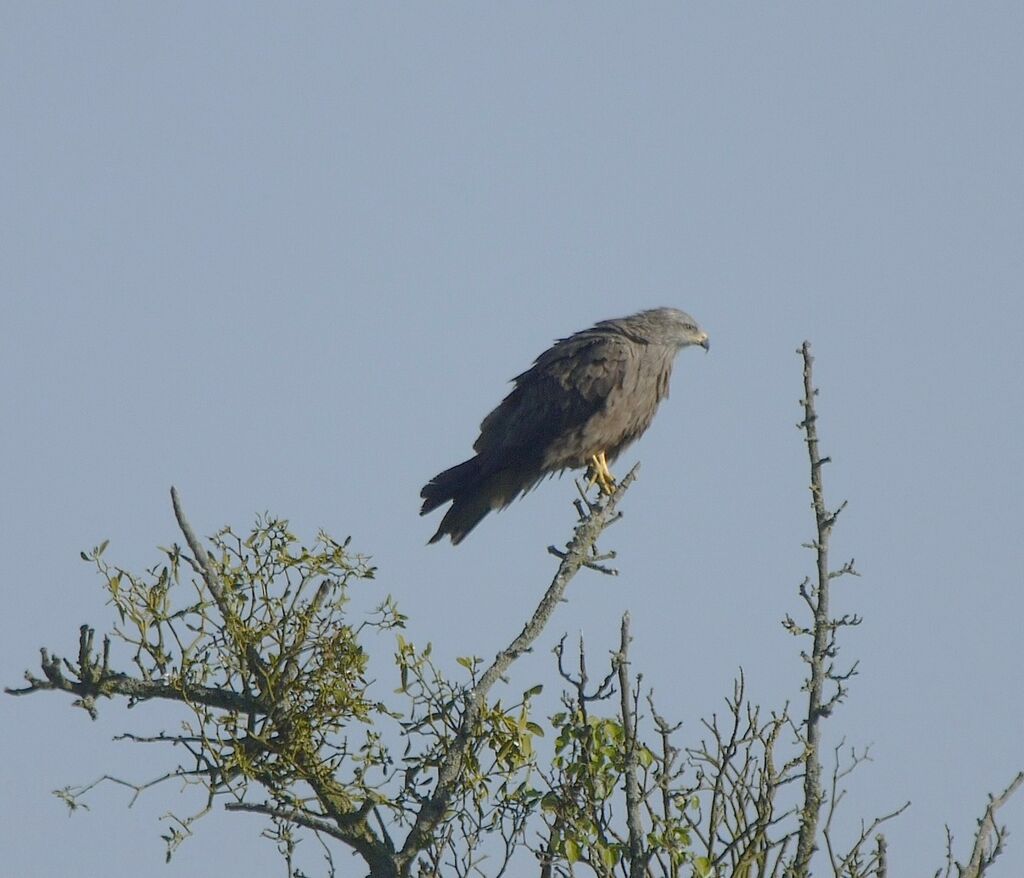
[420, 307, 709, 544]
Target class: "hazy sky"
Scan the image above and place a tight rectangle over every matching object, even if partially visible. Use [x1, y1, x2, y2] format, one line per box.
[3, 4, 1023, 876]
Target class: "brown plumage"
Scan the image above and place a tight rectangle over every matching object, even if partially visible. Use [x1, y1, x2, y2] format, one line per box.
[420, 307, 709, 544]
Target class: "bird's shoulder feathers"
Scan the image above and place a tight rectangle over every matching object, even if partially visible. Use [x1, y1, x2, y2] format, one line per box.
[472, 335, 634, 457]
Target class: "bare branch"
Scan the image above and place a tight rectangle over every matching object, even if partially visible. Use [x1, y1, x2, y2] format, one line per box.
[962, 771, 1024, 878]
[791, 342, 846, 877]
[170, 487, 269, 691]
[225, 800, 351, 843]
[6, 632, 263, 717]
[614, 612, 646, 878]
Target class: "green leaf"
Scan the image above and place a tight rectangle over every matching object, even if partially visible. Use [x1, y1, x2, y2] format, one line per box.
[564, 838, 581, 864]
[540, 792, 561, 812]
[693, 855, 714, 878]
[604, 719, 624, 743]
[599, 842, 618, 869]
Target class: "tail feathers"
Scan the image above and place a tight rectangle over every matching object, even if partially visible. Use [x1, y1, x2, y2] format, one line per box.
[428, 493, 494, 545]
[420, 457, 483, 515]
[420, 457, 538, 545]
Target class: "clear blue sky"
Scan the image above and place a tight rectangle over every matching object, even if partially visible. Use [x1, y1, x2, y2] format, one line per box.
[3, 4, 1022, 875]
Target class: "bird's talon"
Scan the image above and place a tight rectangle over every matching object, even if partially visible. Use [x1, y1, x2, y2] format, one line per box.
[588, 451, 616, 495]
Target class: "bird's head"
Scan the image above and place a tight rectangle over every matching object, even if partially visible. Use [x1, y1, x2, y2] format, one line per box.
[640, 307, 709, 352]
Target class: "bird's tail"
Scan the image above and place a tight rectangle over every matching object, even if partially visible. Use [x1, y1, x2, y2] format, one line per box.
[420, 457, 482, 516]
[420, 457, 533, 545]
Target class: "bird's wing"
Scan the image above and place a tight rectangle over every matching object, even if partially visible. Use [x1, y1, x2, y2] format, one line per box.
[473, 335, 634, 458]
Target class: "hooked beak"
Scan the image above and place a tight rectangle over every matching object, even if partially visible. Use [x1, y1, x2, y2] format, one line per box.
[697, 332, 710, 352]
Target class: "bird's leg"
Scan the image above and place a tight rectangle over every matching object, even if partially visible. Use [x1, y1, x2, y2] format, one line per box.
[587, 451, 617, 495]
[597, 451, 617, 493]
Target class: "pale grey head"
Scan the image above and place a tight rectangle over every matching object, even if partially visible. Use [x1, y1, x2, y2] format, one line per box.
[593, 307, 709, 351]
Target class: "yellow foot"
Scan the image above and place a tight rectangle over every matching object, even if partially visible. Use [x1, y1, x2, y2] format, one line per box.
[587, 451, 617, 495]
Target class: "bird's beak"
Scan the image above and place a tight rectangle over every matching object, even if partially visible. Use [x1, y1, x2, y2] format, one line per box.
[697, 332, 710, 352]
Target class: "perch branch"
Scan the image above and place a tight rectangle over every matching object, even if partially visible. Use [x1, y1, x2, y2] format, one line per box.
[398, 466, 639, 872]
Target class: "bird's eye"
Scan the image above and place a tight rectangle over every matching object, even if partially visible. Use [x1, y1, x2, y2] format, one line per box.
[683, 323, 696, 332]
